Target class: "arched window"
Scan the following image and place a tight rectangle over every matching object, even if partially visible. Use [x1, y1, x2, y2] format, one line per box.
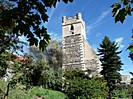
[70, 24, 74, 34]
[71, 24, 74, 30]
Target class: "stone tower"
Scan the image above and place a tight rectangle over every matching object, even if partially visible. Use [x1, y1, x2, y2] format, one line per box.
[62, 13, 101, 76]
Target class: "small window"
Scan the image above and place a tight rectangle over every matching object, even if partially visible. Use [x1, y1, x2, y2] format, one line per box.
[70, 24, 74, 34]
[70, 24, 74, 30]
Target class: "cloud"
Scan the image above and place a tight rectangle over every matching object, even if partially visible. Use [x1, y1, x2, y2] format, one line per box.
[94, 9, 110, 24]
[48, 2, 59, 21]
[86, 9, 111, 34]
[115, 37, 123, 43]
[115, 37, 124, 49]
[96, 32, 101, 38]
[48, 8, 56, 21]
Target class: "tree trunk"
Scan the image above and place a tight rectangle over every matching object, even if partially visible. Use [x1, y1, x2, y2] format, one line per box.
[4, 82, 10, 99]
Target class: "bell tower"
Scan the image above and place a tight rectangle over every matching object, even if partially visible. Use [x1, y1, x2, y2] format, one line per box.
[62, 13, 102, 76]
[62, 13, 86, 70]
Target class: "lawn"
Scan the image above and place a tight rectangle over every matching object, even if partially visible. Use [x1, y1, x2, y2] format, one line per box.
[0, 81, 68, 99]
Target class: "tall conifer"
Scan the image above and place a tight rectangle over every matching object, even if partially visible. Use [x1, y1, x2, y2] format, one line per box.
[98, 36, 123, 98]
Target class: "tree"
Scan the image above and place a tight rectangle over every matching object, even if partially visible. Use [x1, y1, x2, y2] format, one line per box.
[0, 51, 10, 79]
[29, 40, 62, 76]
[111, 0, 133, 59]
[129, 51, 133, 61]
[98, 36, 123, 99]
[0, 0, 73, 51]
[46, 40, 62, 75]
[111, 1, 133, 63]
[21, 57, 50, 88]
[112, 84, 133, 98]
[63, 69, 108, 99]
[0, 26, 26, 78]
[0, 26, 27, 79]
[0, 0, 72, 91]
[28, 40, 63, 90]
[0, 53, 51, 99]
[111, 0, 133, 23]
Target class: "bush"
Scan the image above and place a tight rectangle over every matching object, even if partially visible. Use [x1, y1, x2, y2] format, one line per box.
[63, 69, 108, 99]
[64, 78, 108, 99]
[112, 89, 130, 98]
[112, 84, 133, 98]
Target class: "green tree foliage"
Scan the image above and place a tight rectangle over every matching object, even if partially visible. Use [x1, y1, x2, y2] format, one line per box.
[0, 0, 73, 51]
[63, 69, 108, 99]
[0, 0, 67, 79]
[128, 37, 133, 62]
[0, 28, 27, 78]
[18, 57, 50, 87]
[28, 40, 63, 90]
[46, 40, 63, 91]
[0, 54, 51, 99]
[98, 36, 123, 98]
[129, 51, 133, 63]
[0, 29, 15, 54]
[0, 0, 73, 81]
[0, 27, 25, 78]
[112, 84, 133, 98]
[29, 40, 62, 77]
[46, 40, 62, 75]
[0, 52, 9, 78]
[0, 52, 28, 99]
[0, 1, 72, 80]
[0, 39, 63, 98]
[111, 0, 133, 23]
[111, 1, 133, 61]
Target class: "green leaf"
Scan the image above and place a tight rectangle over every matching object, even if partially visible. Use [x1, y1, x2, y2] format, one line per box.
[69, 0, 73, 3]
[119, 9, 126, 23]
[128, 44, 133, 52]
[125, 4, 132, 15]
[62, 0, 73, 3]
[123, 0, 128, 6]
[111, 3, 121, 9]
[28, 37, 38, 46]
[39, 40, 47, 51]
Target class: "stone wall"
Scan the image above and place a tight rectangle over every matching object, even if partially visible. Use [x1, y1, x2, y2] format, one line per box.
[121, 75, 131, 84]
[62, 13, 102, 76]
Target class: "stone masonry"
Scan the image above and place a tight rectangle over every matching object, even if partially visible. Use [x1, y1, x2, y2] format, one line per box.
[62, 13, 102, 76]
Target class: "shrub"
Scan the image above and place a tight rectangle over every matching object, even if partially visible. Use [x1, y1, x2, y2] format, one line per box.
[112, 84, 133, 98]
[63, 69, 108, 99]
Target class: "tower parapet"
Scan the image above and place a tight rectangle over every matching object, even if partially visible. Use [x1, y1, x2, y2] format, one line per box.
[62, 13, 86, 39]
[62, 13, 82, 23]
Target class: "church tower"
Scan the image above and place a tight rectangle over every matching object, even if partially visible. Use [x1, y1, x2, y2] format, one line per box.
[62, 13, 101, 76]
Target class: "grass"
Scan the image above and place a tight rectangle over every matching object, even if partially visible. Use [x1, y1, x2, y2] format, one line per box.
[0, 81, 68, 99]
